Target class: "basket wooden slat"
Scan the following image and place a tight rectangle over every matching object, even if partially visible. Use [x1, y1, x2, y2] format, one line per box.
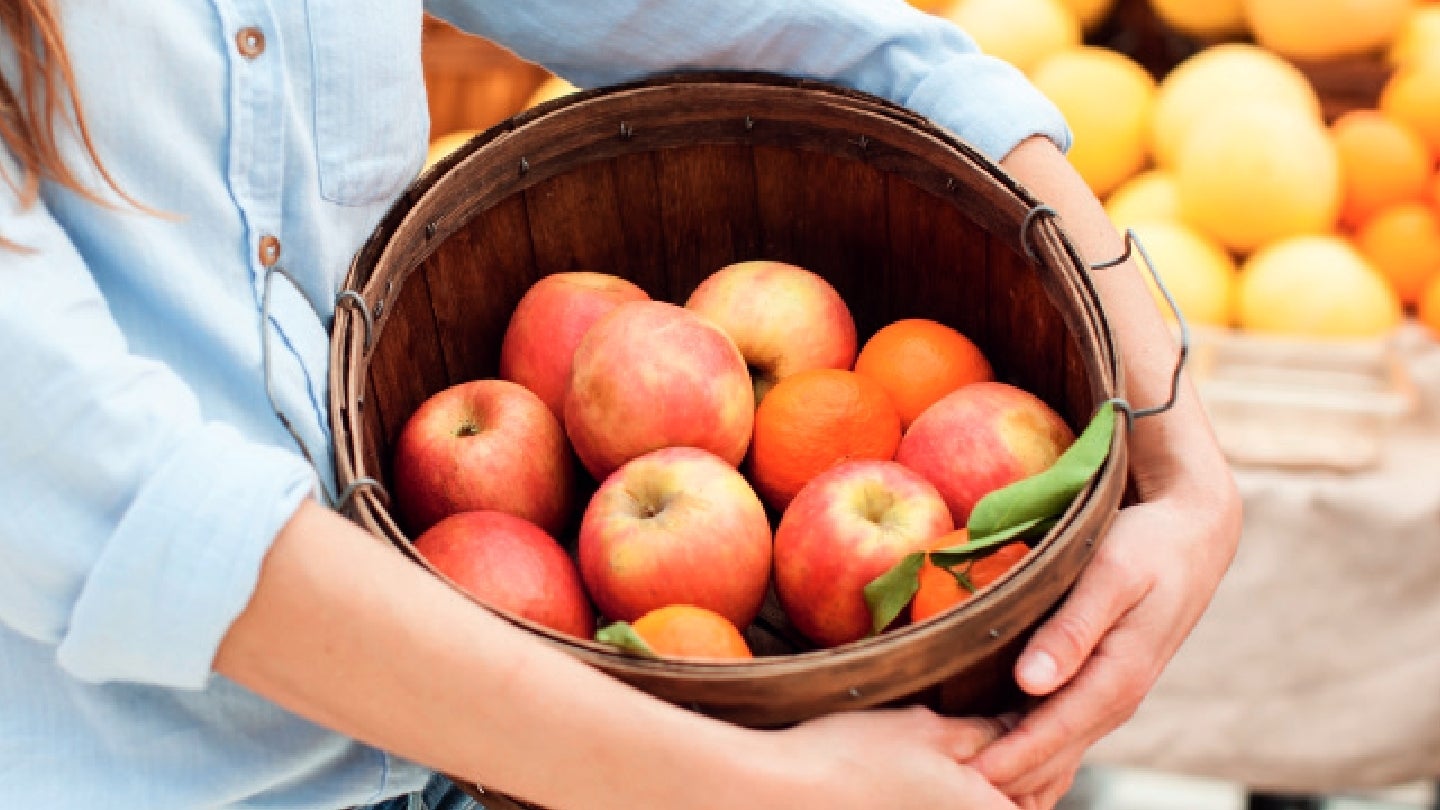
[329, 74, 1128, 742]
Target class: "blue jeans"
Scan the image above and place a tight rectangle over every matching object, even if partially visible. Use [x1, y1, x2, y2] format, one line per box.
[361, 774, 484, 810]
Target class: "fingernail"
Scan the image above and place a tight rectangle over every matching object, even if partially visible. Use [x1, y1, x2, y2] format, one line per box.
[1018, 651, 1058, 691]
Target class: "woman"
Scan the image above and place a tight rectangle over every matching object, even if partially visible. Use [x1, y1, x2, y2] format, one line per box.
[0, 1, 1240, 808]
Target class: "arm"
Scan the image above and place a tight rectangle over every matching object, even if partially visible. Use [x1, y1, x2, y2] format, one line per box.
[967, 136, 1243, 807]
[425, 0, 1070, 163]
[216, 498, 1023, 810]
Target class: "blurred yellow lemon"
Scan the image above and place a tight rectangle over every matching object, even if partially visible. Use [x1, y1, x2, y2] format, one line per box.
[1151, 43, 1322, 169]
[1245, 0, 1416, 62]
[946, 0, 1082, 74]
[1106, 170, 1182, 231]
[1149, 0, 1248, 39]
[1131, 221, 1238, 327]
[1177, 102, 1340, 255]
[1237, 235, 1402, 338]
[424, 129, 480, 170]
[526, 74, 579, 109]
[1031, 47, 1157, 197]
[1057, 0, 1117, 30]
[1390, 5, 1440, 67]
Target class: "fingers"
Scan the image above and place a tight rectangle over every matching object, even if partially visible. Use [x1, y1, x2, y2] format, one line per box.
[1014, 516, 1153, 697]
[972, 625, 1155, 791]
[940, 712, 1017, 760]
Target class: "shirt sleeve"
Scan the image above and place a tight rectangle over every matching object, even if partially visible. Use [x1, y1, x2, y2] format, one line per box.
[424, 0, 1071, 162]
[0, 150, 318, 690]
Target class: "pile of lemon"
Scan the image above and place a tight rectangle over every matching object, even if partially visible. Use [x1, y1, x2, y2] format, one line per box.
[921, 0, 1440, 343]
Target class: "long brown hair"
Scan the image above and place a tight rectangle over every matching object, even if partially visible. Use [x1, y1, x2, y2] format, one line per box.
[1, 0, 137, 250]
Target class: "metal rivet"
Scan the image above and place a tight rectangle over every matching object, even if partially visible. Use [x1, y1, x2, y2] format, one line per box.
[424, 222, 437, 240]
[946, 177, 957, 191]
[373, 299, 385, 320]
[848, 688, 861, 699]
[744, 116, 755, 132]
[619, 121, 633, 140]
[989, 628, 1001, 639]
[855, 135, 870, 151]
[357, 395, 365, 411]
[519, 157, 530, 175]
[1086, 536, 1096, 547]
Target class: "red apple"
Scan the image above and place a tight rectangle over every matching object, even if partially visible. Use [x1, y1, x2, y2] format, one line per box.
[393, 378, 574, 535]
[685, 260, 857, 403]
[564, 300, 754, 481]
[895, 381, 1075, 525]
[578, 447, 772, 628]
[499, 271, 650, 419]
[413, 510, 594, 638]
[774, 459, 954, 648]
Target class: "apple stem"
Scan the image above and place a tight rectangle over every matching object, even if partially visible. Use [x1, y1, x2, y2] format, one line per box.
[454, 421, 481, 438]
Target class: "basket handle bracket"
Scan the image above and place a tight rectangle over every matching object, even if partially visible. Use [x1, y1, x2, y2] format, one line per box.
[263, 264, 391, 514]
[1021, 207, 1190, 425]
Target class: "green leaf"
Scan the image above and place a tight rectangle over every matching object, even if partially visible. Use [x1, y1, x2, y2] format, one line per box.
[594, 621, 658, 658]
[950, 565, 976, 594]
[863, 551, 926, 635]
[927, 516, 1048, 568]
[966, 402, 1116, 541]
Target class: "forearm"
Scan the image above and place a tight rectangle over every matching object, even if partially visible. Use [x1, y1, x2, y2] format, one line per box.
[214, 499, 783, 810]
[999, 136, 1235, 510]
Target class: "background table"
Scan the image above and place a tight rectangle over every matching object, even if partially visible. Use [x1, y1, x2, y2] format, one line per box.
[1089, 326, 1440, 794]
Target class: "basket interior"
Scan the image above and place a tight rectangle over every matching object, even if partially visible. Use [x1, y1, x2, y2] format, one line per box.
[358, 143, 1098, 496]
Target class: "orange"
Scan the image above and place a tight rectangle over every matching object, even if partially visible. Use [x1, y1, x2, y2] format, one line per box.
[1419, 273, 1440, 339]
[852, 319, 993, 429]
[1381, 61, 1440, 158]
[1355, 202, 1440, 306]
[911, 531, 1030, 624]
[631, 605, 752, 660]
[749, 369, 903, 512]
[1331, 109, 1434, 228]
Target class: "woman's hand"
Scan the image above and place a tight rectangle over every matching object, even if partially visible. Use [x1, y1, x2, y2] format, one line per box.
[769, 707, 1022, 810]
[969, 482, 1240, 808]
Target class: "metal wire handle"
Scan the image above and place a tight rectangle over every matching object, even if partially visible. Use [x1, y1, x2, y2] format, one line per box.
[261, 263, 386, 513]
[1021, 207, 1190, 424]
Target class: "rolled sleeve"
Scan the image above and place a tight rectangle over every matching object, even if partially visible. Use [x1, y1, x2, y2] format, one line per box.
[0, 151, 318, 690]
[56, 426, 315, 688]
[428, 0, 1071, 162]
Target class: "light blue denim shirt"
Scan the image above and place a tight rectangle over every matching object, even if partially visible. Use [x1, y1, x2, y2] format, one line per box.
[0, 1, 1068, 806]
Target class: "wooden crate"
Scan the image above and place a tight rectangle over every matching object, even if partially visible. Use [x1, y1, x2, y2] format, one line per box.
[422, 16, 550, 139]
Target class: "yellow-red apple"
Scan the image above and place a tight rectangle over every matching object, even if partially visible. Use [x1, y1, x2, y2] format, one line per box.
[895, 381, 1075, 525]
[684, 260, 857, 404]
[499, 271, 650, 419]
[578, 447, 772, 628]
[413, 510, 594, 639]
[774, 459, 954, 648]
[564, 300, 754, 480]
[393, 378, 574, 535]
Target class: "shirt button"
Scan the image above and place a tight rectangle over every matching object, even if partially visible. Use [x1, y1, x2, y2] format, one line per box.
[236, 27, 266, 59]
[258, 235, 281, 267]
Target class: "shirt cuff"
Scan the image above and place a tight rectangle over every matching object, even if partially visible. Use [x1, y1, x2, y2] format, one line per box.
[55, 423, 317, 689]
[902, 52, 1073, 163]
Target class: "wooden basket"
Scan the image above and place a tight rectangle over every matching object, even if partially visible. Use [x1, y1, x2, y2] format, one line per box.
[329, 72, 1128, 735]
